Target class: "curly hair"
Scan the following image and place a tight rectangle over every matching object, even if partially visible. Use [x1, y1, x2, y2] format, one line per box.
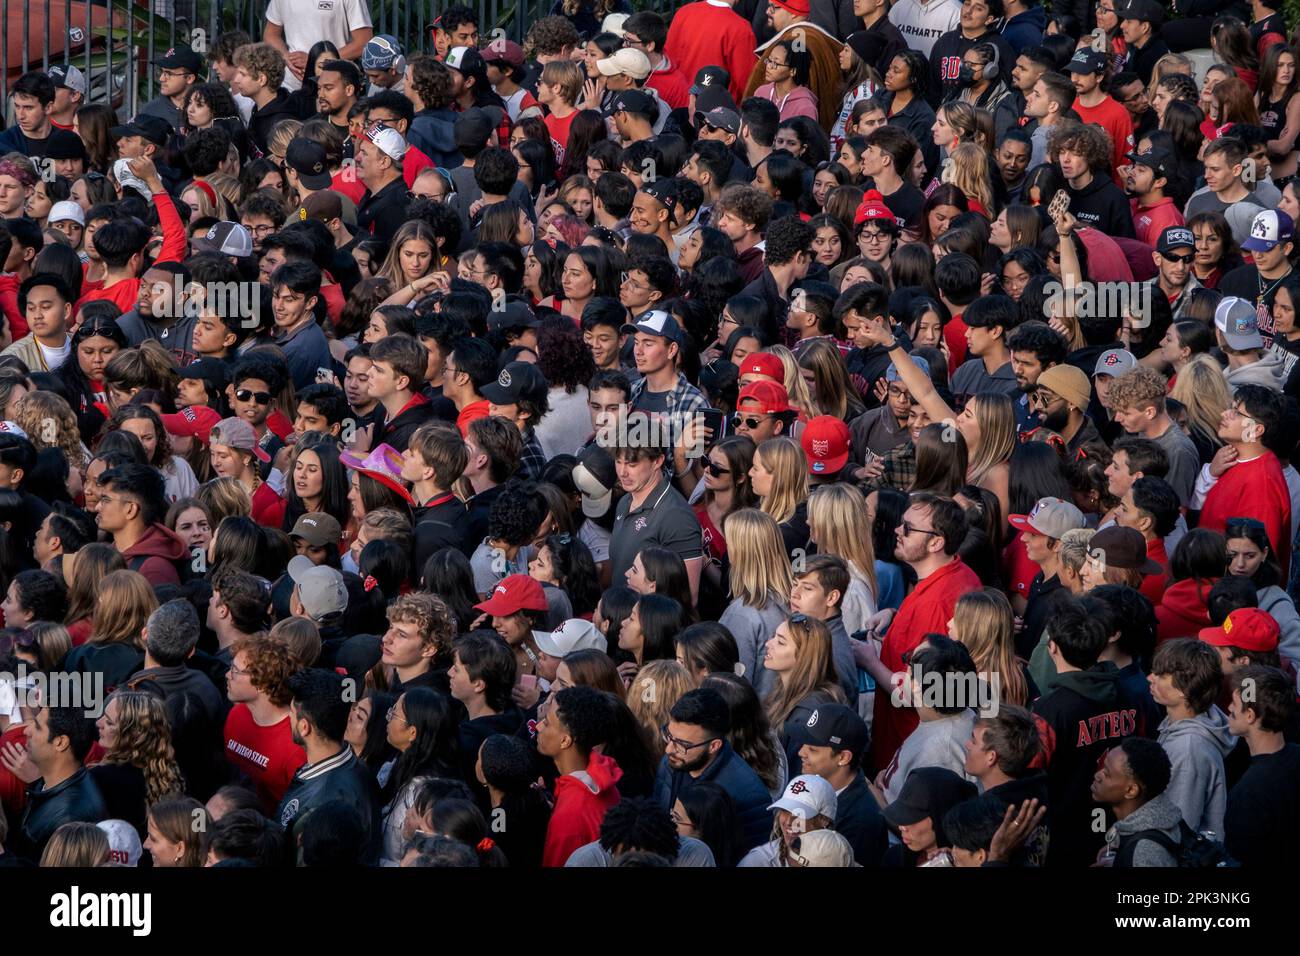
[408, 54, 456, 110]
[1047, 123, 1113, 174]
[524, 15, 581, 58]
[1106, 365, 1169, 413]
[14, 390, 86, 473]
[386, 592, 456, 658]
[102, 689, 186, 803]
[231, 633, 299, 707]
[233, 42, 287, 92]
[536, 316, 596, 393]
[487, 480, 547, 546]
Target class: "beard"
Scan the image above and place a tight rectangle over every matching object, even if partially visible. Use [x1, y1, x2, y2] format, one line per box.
[1040, 405, 1072, 433]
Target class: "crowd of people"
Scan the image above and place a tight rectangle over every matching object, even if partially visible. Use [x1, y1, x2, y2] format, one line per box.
[0, 0, 1298, 870]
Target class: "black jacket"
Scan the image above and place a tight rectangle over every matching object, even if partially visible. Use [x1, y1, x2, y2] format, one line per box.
[376, 394, 438, 453]
[14, 768, 108, 862]
[835, 771, 889, 866]
[985, 771, 1051, 866]
[357, 176, 411, 246]
[412, 494, 470, 579]
[277, 747, 382, 864]
[247, 89, 306, 159]
[461, 484, 505, 557]
[1066, 173, 1136, 239]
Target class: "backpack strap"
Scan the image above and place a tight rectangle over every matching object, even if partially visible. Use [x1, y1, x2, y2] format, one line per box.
[1116, 826, 1182, 867]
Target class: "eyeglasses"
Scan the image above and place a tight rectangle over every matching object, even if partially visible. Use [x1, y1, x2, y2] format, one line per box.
[731, 413, 771, 429]
[620, 272, 649, 292]
[386, 705, 407, 724]
[227, 664, 250, 677]
[706, 461, 731, 477]
[860, 230, 891, 243]
[236, 388, 273, 405]
[766, 59, 791, 69]
[1160, 252, 1195, 264]
[900, 521, 940, 538]
[245, 224, 276, 237]
[660, 724, 718, 753]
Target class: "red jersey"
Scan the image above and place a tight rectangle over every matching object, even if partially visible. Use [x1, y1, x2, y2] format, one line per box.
[223, 704, 306, 812]
[1072, 94, 1134, 186]
[1200, 451, 1292, 576]
[871, 557, 981, 770]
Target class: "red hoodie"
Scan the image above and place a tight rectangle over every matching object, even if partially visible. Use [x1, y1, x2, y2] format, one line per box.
[1156, 577, 1218, 644]
[121, 522, 190, 588]
[0, 273, 26, 343]
[542, 751, 623, 867]
[75, 188, 186, 314]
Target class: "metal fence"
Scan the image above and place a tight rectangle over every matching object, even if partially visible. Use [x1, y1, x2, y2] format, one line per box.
[3, 0, 673, 119]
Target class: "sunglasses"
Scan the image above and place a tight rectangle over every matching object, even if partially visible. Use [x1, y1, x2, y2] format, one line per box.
[1160, 251, 1195, 263]
[236, 388, 273, 405]
[731, 414, 769, 429]
[706, 461, 731, 477]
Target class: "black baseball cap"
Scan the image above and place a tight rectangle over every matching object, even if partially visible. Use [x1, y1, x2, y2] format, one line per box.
[110, 114, 172, 147]
[694, 85, 738, 119]
[486, 299, 542, 332]
[178, 358, 232, 392]
[641, 178, 678, 208]
[802, 704, 867, 756]
[156, 44, 206, 74]
[41, 129, 87, 161]
[690, 65, 731, 96]
[454, 107, 497, 149]
[609, 89, 656, 121]
[882, 767, 979, 828]
[286, 138, 332, 190]
[1066, 49, 1107, 74]
[481, 361, 548, 405]
[1126, 147, 1174, 180]
[1118, 0, 1164, 24]
[702, 107, 741, 135]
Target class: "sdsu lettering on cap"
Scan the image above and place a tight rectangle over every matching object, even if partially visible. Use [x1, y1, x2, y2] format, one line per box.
[1102, 352, 1122, 367]
[498, 369, 512, 388]
[1167, 227, 1194, 246]
[806, 709, 819, 727]
[789, 778, 809, 795]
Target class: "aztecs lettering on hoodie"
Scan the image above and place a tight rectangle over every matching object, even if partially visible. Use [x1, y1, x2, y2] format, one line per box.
[1077, 708, 1138, 747]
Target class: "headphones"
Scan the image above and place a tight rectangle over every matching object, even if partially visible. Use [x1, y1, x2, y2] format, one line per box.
[976, 42, 1000, 81]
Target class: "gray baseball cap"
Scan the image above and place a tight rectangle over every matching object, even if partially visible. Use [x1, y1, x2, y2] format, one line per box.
[287, 555, 348, 620]
[1008, 496, 1086, 539]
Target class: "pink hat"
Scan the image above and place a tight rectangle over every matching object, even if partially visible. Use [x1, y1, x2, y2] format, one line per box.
[340, 443, 414, 504]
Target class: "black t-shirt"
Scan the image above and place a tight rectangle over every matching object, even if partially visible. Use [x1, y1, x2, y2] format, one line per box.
[1219, 263, 1293, 346]
[0, 125, 82, 160]
[356, 176, 411, 245]
[880, 182, 925, 236]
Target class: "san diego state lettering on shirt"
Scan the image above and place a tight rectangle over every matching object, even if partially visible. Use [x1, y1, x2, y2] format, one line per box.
[1076, 708, 1137, 746]
[939, 56, 962, 81]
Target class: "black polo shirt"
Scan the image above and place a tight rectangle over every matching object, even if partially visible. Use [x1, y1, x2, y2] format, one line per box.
[356, 175, 410, 245]
[608, 478, 703, 585]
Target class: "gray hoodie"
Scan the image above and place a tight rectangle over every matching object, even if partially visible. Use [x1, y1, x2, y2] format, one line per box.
[721, 593, 790, 698]
[1108, 792, 1185, 866]
[1257, 585, 1300, 674]
[1157, 706, 1234, 836]
[1224, 351, 1288, 393]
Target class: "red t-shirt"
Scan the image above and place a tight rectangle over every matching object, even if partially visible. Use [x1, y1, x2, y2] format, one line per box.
[402, 144, 436, 189]
[224, 704, 306, 813]
[544, 111, 578, 168]
[871, 557, 982, 770]
[943, 313, 968, 377]
[1001, 535, 1040, 599]
[1140, 536, 1169, 607]
[1200, 452, 1292, 576]
[457, 398, 491, 437]
[1072, 95, 1133, 186]
[331, 169, 367, 207]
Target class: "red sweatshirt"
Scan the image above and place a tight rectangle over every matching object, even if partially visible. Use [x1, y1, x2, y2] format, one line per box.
[1156, 577, 1217, 644]
[1199, 451, 1292, 576]
[542, 751, 623, 867]
[871, 557, 981, 770]
[0, 273, 26, 343]
[665, 0, 758, 107]
[75, 188, 187, 313]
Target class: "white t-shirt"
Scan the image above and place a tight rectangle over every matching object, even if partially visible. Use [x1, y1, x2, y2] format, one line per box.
[265, 0, 374, 92]
[888, 0, 961, 58]
[37, 337, 72, 371]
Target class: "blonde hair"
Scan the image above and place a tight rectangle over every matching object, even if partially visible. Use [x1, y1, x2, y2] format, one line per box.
[723, 508, 794, 608]
[379, 220, 442, 286]
[40, 822, 110, 867]
[952, 588, 1027, 706]
[766, 345, 818, 420]
[946, 142, 994, 212]
[183, 180, 222, 220]
[755, 437, 808, 526]
[965, 392, 1016, 486]
[807, 483, 877, 597]
[148, 795, 210, 867]
[1147, 51, 1193, 99]
[627, 660, 694, 759]
[1170, 355, 1229, 447]
[15, 390, 88, 473]
[267, 119, 303, 161]
[102, 689, 186, 802]
[197, 475, 253, 528]
[764, 615, 843, 727]
[91, 570, 159, 647]
[540, 60, 584, 105]
[206, 172, 240, 209]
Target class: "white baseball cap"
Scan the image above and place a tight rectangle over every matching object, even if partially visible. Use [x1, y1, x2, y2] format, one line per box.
[48, 200, 85, 226]
[98, 819, 143, 866]
[596, 48, 652, 81]
[786, 828, 860, 867]
[362, 122, 408, 163]
[535, 619, 607, 657]
[768, 773, 837, 821]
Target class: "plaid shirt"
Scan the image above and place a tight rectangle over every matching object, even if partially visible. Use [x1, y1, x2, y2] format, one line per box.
[865, 439, 916, 494]
[519, 429, 547, 480]
[629, 372, 708, 447]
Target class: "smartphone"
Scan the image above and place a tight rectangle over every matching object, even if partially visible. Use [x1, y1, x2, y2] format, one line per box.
[700, 408, 725, 441]
[519, 674, 539, 690]
[1048, 189, 1070, 222]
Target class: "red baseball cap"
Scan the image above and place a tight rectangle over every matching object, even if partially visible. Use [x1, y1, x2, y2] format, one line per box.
[474, 574, 549, 617]
[801, 415, 850, 475]
[737, 380, 793, 415]
[771, 0, 810, 15]
[1199, 608, 1280, 653]
[854, 189, 897, 229]
[741, 352, 784, 383]
[162, 405, 222, 446]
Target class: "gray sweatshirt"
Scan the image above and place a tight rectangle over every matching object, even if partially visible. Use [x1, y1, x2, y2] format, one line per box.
[1224, 351, 1289, 393]
[881, 710, 976, 803]
[1257, 585, 1300, 675]
[721, 593, 790, 698]
[1157, 706, 1235, 836]
[1107, 793, 1184, 866]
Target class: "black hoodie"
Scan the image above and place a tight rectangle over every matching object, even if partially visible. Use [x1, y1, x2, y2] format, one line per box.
[1032, 662, 1141, 867]
[1066, 173, 1136, 240]
[985, 771, 1051, 866]
[247, 89, 307, 160]
[927, 27, 1017, 109]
